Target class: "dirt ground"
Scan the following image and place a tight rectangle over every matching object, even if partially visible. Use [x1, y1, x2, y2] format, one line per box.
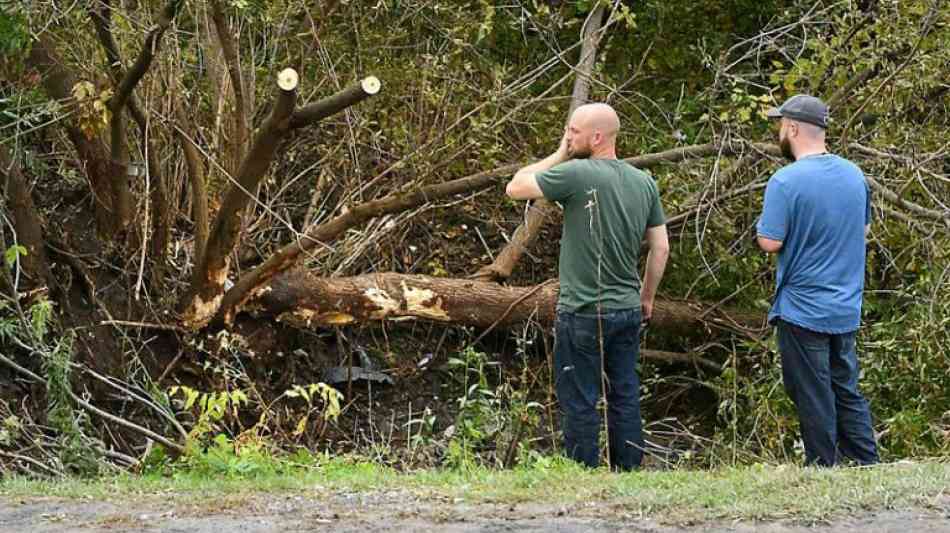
[2, 491, 949, 532]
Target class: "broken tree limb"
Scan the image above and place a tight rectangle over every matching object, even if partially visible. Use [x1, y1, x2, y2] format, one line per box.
[472, 6, 606, 283]
[182, 69, 380, 328]
[215, 161, 522, 325]
[289, 76, 381, 129]
[252, 271, 766, 339]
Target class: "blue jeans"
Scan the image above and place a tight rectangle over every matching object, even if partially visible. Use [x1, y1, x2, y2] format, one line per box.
[554, 308, 643, 471]
[776, 320, 879, 466]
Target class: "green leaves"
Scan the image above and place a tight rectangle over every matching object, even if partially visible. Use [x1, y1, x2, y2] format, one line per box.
[4, 244, 27, 269]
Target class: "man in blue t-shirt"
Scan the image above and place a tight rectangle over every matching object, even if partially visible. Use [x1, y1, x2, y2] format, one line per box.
[757, 94, 879, 467]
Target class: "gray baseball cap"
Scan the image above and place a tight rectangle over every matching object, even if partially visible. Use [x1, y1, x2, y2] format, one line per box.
[766, 94, 829, 128]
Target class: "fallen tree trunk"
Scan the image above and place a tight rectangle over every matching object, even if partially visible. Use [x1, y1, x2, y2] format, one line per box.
[253, 271, 766, 338]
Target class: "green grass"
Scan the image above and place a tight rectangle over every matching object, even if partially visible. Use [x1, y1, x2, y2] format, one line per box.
[2, 458, 948, 523]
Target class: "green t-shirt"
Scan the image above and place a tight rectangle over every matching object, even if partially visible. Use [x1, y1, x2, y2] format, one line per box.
[536, 159, 665, 312]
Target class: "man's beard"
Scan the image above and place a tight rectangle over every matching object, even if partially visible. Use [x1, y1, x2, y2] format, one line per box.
[569, 144, 592, 159]
[779, 136, 795, 162]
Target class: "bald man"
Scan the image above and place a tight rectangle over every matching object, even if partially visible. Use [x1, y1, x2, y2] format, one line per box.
[506, 103, 670, 470]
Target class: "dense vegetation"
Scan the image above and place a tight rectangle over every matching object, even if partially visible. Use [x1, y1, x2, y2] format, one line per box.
[0, 0, 947, 477]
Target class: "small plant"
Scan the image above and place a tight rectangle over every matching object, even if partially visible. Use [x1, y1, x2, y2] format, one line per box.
[168, 385, 249, 445]
[283, 382, 343, 439]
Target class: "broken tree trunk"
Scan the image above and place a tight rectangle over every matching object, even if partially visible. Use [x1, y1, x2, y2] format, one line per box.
[472, 5, 606, 282]
[253, 271, 766, 339]
[181, 72, 381, 328]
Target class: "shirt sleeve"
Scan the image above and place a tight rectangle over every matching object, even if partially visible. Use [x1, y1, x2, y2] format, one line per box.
[536, 162, 579, 203]
[757, 176, 789, 241]
[864, 179, 872, 226]
[647, 183, 666, 227]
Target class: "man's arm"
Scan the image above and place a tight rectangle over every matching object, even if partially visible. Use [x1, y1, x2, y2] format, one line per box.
[505, 131, 570, 200]
[640, 224, 670, 322]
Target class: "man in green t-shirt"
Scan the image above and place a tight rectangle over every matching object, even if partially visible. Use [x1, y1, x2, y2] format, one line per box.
[506, 103, 670, 470]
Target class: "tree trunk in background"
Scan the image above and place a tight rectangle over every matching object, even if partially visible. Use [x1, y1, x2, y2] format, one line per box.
[0, 147, 52, 288]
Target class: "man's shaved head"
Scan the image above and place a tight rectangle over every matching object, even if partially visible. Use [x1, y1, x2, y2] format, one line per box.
[567, 103, 620, 158]
[572, 103, 620, 138]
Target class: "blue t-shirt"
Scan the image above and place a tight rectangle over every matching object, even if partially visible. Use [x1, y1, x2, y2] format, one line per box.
[756, 154, 871, 334]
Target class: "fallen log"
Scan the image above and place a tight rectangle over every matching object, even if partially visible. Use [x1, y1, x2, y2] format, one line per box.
[253, 271, 766, 339]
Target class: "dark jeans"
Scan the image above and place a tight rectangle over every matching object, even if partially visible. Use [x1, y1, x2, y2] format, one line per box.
[554, 308, 643, 471]
[776, 320, 879, 466]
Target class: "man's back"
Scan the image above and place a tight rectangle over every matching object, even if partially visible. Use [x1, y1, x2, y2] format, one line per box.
[757, 154, 871, 333]
[537, 159, 665, 312]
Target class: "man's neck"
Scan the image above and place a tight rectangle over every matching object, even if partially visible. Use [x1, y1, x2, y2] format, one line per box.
[795, 145, 828, 160]
[590, 148, 618, 160]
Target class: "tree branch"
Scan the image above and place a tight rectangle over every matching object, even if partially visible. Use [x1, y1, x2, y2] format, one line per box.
[108, 0, 185, 230]
[181, 68, 299, 328]
[25, 37, 115, 233]
[288, 76, 381, 130]
[174, 106, 210, 268]
[209, 0, 249, 162]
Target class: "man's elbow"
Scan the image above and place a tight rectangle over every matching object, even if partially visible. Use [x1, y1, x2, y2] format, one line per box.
[757, 236, 783, 253]
[505, 181, 522, 199]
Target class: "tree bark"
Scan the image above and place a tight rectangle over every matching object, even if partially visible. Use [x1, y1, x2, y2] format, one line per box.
[0, 147, 52, 288]
[253, 271, 766, 339]
[175, 107, 210, 268]
[25, 37, 116, 235]
[289, 77, 381, 130]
